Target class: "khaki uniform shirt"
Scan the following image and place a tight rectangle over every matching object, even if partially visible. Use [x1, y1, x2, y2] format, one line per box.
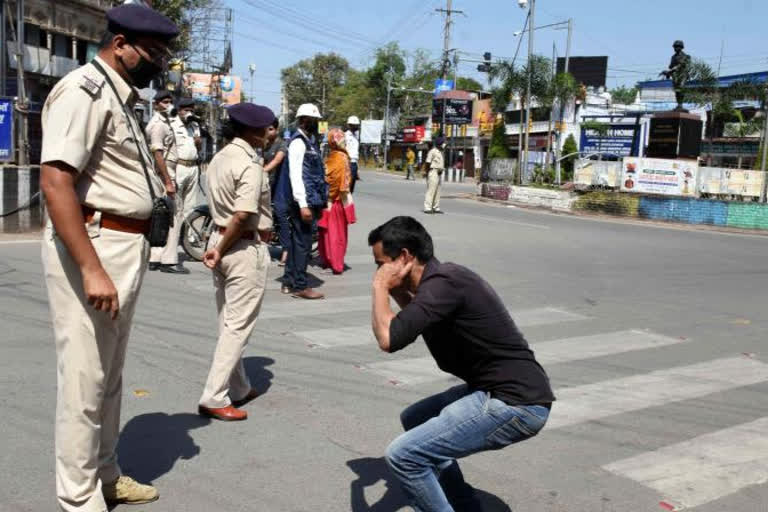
[426, 147, 445, 170]
[145, 112, 179, 164]
[41, 56, 164, 220]
[207, 137, 272, 232]
[175, 121, 199, 162]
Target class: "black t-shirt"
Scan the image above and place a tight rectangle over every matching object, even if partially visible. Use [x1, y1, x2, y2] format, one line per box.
[389, 259, 556, 406]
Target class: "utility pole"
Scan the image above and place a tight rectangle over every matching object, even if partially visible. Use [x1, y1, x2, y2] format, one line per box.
[248, 63, 255, 102]
[522, 0, 536, 185]
[0, 0, 6, 97]
[565, 18, 573, 73]
[760, 87, 768, 203]
[436, 0, 463, 138]
[15, 0, 28, 165]
[383, 69, 392, 168]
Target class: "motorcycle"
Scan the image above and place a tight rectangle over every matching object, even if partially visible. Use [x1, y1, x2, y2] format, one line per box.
[180, 204, 319, 262]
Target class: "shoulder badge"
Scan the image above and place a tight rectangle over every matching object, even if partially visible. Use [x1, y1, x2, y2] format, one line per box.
[78, 74, 104, 97]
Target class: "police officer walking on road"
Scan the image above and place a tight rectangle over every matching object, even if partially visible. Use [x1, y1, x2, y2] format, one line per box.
[274, 103, 328, 300]
[39, 4, 178, 510]
[197, 103, 276, 422]
[146, 90, 190, 274]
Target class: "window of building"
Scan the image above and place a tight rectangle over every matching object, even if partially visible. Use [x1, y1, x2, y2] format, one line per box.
[52, 33, 72, 58]
[76, 39, 88, 65]
[23, 23, 47, 48]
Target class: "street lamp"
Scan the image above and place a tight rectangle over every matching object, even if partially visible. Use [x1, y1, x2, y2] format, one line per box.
[248, 63, 255, 102]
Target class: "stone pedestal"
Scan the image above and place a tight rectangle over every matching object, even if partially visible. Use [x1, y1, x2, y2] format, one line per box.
[646, 112, 703, 160]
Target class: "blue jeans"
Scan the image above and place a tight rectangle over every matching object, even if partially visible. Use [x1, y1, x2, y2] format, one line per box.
[385, 385, 550, 512]
[282, 204, 314, 291]
[273, 202, 291, 255]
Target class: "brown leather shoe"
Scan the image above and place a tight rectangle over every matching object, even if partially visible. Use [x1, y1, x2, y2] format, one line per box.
[231, 389, 259, 408]
[198, 405, 247, 421]
[292, 288, 325, 300]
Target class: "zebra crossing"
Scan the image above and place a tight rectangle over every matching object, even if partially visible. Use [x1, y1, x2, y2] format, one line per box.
[257, 276, 768, 511]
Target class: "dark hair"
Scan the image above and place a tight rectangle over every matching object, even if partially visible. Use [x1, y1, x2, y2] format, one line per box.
[99, 30, 117, 49]
[271, 118, 279, 129]
[368, 216, 434, 263]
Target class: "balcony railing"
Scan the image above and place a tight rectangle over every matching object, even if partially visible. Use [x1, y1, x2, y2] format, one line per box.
[7, 42, 79, 78]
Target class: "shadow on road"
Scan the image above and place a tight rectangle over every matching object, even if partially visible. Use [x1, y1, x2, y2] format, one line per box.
[116, 413, 210, 485]
[242, 356, 275, 396]
[346, 457, 511, 512]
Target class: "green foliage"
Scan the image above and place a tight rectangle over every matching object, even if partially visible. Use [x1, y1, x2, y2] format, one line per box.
[488, 121, 510, 159]
[489, 55, 552, 117]
[456, 77, 484, 92]
[281, 53, 351, 124]
[581, 120, 610, 136]
[610, 86, 638, 105]
[723, 110, 762, 138]
[561, 134, 578, 180]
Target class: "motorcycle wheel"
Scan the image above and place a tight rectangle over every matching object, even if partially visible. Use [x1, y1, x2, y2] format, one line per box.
[181, 210, 214, 262]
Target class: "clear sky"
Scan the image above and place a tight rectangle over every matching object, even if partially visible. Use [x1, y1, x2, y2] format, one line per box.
[226, 0, 768, 114]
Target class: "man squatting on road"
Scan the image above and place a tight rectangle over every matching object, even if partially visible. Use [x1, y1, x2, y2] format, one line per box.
[369, 216, 556, 512]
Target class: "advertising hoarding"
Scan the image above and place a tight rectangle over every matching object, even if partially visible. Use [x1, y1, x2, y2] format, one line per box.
[0, 98, 14, 162]
[621, 157, 698, 197]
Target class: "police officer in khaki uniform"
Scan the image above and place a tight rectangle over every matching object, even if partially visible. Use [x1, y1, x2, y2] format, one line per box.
[198, 103, 275, 422]
[423, 136, 446, 214]
[146, 90, 189, 274]
[175, 97, 203, 219]
[39, 5, 178, 510]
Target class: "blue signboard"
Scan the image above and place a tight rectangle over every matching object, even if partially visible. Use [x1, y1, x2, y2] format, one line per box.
[0, 98, 14, 162]
[434, 79, 454, 97]
[580, 124, 639, 157]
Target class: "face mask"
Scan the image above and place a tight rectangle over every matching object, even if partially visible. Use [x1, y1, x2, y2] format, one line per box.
[181, 111, 194, 123]
[122, 54, 163, 89]
[306, 120, 319, 134]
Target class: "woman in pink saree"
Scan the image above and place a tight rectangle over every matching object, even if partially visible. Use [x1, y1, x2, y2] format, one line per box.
[318, 128, 356, 274]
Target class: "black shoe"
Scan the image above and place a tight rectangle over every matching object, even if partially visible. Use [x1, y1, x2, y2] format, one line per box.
[148, 262, 160, 271]
[423, 210, 434, 214]
[159, 264, 191, 275]
[433, 209, 445, 214]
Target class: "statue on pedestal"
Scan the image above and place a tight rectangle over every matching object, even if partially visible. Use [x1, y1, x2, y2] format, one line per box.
[659, 40, 692, 111]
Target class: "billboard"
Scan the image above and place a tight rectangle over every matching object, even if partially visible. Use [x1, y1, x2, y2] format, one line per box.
[556, 56, 608, 88]
[183, 73, 242, 105]
[580, 124, 640, 157]
[621, 157, 698, 197]
[402, 126, 426, 143]
[360, 120, 384, 144]
[432, 98, 473, 125]
[0, 98, 14, 162]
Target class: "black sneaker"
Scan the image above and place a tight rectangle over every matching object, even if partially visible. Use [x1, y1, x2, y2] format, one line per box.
[148, 262, 161, 271]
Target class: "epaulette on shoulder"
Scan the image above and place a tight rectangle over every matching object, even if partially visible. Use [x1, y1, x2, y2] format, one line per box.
[78, 68, 105, 97]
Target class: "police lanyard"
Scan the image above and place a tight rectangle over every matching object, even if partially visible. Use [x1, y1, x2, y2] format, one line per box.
[90, 59, 158, 203]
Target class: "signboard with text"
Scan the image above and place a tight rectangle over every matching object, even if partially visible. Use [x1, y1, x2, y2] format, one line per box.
[0, 98, 14, 162]
[621, 157, 698, 197]
[432, 98, 473, 125]
[183, 73, 242, 105]
[434, 79, 454, 96]
[580, 124, 639, 157]
[402, 126, 426, 143]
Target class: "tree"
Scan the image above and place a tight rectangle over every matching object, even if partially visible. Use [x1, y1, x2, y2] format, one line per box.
[610, 86, 638, 105]
[561, 133, 578, 181]
[281, 53, 351, 124]
[456, 77, 483, 92]
[488, 119, 510, 159]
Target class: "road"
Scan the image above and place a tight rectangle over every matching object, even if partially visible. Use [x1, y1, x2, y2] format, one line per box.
[1, 170, 767, 512]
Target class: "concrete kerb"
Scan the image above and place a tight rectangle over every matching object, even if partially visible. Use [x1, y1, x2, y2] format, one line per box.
[470, 184, 768, 238]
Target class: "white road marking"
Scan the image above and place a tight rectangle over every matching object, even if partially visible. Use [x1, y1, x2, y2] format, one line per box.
[294, 307, 589, 350]
[361, 329, 685, 385]
[0, 238, 41, 245]
[548, 356, 768, 430]
[603, 416, 768, 510]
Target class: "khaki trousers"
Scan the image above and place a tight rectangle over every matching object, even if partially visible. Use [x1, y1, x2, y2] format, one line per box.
[150, 162, 182, 265]
[175, 163, 199, 220]
[424, 169, 442, 211]
[199, 233, 269, 408]
[42, 220, 149, 512]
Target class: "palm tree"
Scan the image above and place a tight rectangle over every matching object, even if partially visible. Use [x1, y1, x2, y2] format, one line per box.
[548, 72, 578, 181]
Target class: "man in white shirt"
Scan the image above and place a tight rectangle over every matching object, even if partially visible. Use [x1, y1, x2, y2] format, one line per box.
[345, 115, 361, 193]
[175, 97, 202, 220]
[273, 103, 327, 300]
[424, 137, 446, 214]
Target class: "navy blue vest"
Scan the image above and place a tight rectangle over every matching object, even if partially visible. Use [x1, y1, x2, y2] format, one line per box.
[273, 131, 328, 209]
